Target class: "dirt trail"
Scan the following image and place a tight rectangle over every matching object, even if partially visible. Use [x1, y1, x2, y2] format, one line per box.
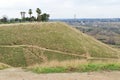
[0, 68, 120, 80]
[0, 44, 119, 60]
[0, 45, 86, 58]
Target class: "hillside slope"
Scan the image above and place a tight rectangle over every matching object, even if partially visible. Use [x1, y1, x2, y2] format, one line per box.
[0, 22, 119, 67]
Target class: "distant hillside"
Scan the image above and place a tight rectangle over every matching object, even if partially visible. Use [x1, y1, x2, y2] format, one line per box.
[74, 22, 120, 48]
[0, 22, 119, 67]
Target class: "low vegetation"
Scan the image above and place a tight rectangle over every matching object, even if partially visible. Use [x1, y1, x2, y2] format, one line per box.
[0, 63, 10, 70]
[29, 60, 120, 73]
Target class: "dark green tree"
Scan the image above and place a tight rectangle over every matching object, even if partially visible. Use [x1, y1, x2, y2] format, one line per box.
[10, 18, 15, 23]
[41, 13, 50, 22]
[15, 18, 21, 22]
[25, 17, 30, 21]
[1, 16, 8, 23]
[31, 16, 36, 21]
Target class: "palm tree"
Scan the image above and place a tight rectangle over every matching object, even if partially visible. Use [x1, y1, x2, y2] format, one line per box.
[20, 12, 23, 19]
[36, 8, 41, 16]
[28, 9, 32, 18]
[36, 8, 41, 21]
[20, 12, 26, 22]
[22, 12, 26, 18]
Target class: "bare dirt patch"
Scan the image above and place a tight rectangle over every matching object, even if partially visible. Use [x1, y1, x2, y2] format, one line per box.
[0, 68, 120, 80]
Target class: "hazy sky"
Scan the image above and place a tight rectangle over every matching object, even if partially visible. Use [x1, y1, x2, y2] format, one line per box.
[0, 0, 120, 19]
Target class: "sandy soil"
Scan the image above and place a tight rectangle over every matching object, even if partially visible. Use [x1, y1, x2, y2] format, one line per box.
[0, 68, 120, 80]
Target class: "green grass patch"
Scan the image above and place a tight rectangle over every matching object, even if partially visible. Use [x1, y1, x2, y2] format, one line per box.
[0, 63, 10, 70]
[0, 65, 9, 70]
[0, 47, 27, 67]
[30, 62, 120, 73]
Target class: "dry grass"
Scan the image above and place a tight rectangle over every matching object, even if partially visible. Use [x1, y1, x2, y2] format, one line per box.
[29, 59, 120, 68]
[29, 59, 87, 68]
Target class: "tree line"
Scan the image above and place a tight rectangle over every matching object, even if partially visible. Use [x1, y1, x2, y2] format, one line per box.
[0, 8, 50, 23]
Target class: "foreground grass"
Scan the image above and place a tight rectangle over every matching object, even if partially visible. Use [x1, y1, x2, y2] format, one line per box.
[29, 60, 120, 73]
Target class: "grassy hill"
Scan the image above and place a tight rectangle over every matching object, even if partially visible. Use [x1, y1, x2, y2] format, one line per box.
[0, 22, 119, 67]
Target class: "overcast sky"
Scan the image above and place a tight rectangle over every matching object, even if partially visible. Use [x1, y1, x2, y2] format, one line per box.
[0, 0, 120, 19]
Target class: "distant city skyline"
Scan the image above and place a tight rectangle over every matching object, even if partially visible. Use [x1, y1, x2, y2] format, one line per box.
[0, 0, 120, 19]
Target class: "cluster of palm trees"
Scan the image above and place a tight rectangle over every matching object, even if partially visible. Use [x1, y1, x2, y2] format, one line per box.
[0, 8, 49, 24]
[20, 8, 50, 22]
